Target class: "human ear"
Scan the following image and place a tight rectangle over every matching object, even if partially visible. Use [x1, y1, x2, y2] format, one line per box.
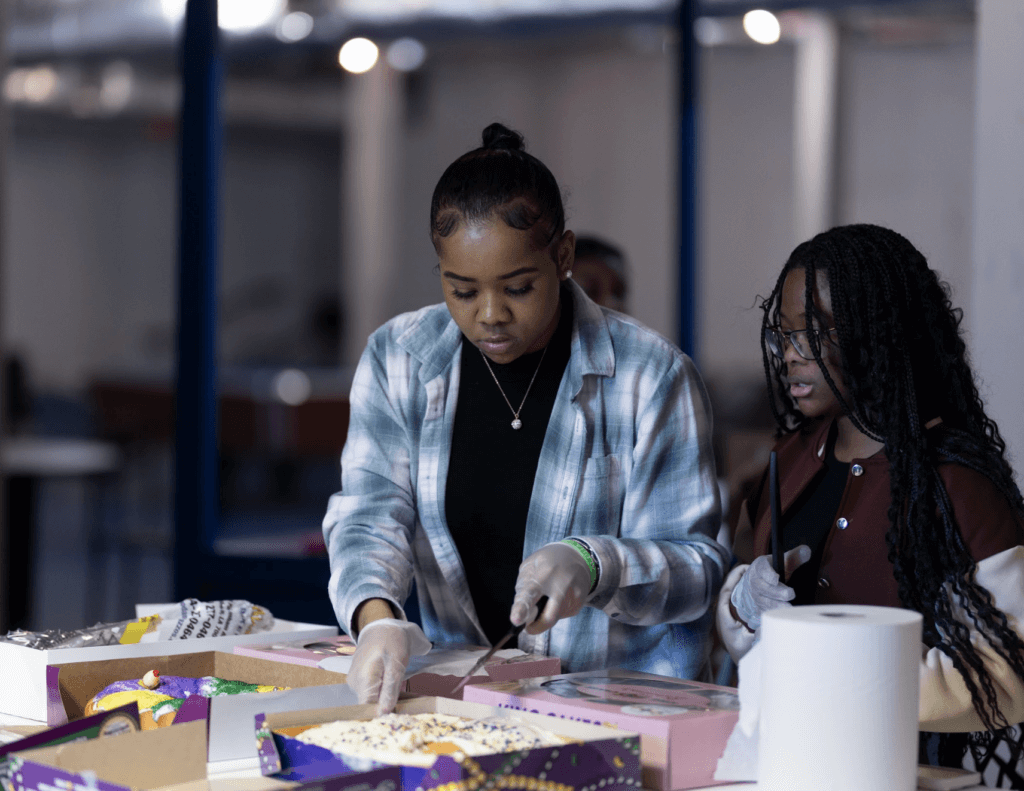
[557, 230, 575, 280]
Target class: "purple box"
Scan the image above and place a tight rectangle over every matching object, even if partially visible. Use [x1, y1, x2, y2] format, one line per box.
[256, 696, 643, 790]
[462, 668, 740, 790]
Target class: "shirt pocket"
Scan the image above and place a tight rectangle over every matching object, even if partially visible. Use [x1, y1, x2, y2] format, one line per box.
[572, 454, 625, 536]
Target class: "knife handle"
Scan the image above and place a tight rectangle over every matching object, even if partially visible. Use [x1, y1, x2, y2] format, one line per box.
[514, 595, 549, 635]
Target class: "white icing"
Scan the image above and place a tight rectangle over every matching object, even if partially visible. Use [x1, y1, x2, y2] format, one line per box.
[295, 712, 567, 768]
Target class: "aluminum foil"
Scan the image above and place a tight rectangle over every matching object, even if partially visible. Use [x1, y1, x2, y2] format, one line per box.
[0, 619, 133, 650]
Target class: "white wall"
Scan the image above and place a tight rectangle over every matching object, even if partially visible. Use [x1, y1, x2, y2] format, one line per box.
[1, 19, 984, 406]
[698, 25, 976, 386]
[972, 0, 1024, 468]
[698, 42, 796, 381]
[386, 31, 678, 358]
[837, 31, 975, 311]
[4, 118, 339, 394]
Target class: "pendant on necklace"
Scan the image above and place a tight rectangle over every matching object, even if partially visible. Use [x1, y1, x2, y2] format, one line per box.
[511, 419, 523, 430]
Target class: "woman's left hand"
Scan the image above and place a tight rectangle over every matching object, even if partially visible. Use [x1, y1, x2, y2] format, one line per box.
[511, 543, 593, 635]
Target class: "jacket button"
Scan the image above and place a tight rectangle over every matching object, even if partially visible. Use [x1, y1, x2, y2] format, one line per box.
[836, 517, 849, 530]
[818, 576, 831, 589]
[852, 464, 864, 476]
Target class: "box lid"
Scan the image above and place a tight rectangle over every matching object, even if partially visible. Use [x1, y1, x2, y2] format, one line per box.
[11, 718, 207, 791]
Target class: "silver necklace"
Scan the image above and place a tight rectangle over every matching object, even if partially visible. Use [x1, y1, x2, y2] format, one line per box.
[479, 346, 548, 430]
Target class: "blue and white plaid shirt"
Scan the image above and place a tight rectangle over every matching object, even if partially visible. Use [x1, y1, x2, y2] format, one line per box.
[324, 282, 726, 680]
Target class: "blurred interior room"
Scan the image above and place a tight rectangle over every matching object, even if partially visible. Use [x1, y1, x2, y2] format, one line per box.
[0, 0, 1018, 639]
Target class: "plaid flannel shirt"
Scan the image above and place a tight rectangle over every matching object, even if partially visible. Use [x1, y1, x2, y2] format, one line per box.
[324, 281, 726, 679]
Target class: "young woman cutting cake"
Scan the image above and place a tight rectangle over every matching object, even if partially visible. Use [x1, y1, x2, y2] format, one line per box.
[323, 123, 727, 715]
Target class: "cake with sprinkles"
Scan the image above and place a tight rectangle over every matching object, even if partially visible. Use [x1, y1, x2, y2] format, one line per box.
[84, 670, 289, 729]
[294, 712, 570, 768]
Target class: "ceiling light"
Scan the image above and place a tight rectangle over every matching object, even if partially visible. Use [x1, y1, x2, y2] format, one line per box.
[160, 0, 285, 32]
[220, 0, 286, 32]
[743, 9, 781, 45]
[339, 38, 379, 74]
[386, 38, 427, 72]
[277, 11, 314, 42]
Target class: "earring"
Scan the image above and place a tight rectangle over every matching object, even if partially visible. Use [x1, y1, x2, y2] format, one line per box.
[563, 270, 573, 280]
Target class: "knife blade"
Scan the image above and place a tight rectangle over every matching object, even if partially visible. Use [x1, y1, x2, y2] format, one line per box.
[770, 450, 785, 586]
[450, 595, 549, 696]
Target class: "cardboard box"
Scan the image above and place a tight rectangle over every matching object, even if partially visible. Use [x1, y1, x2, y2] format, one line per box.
[256, 696, 642, 790]
[0, 617, 337, 722]
[0, 701, 142, 791]
[463, 668, 740, 790]
[47, 651, 358, 762]
[235, 637, 562, 699]
[232, 635, 356, 668]
[8, 717, 209, 791]
[4, 720, 368, 791]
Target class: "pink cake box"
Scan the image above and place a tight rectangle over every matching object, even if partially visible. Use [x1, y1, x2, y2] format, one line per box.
[462, 668, 739, 791]
[234, 634, 357, 668]
[235, 637, 562, 699]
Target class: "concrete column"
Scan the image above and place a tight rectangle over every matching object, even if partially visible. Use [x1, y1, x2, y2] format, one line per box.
[971, 0, 1024, 468]
[0, 0, 10, 631]
[341, 60, 402, 366]
[791, 11, 839, 245]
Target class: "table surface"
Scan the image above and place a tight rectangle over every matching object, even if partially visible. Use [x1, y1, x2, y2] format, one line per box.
[0, 708, 755, 788]
[5, 711, 987, 791]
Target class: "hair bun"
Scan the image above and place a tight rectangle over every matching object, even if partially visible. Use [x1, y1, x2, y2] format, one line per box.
[481, 123, 525, 152]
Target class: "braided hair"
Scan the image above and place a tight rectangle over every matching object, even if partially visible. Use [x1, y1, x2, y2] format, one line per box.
[430, 123, 565, 253]
[760, 224, 1024, 740]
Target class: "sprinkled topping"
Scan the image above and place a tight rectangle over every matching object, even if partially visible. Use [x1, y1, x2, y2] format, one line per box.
[295, 713, 568, 768]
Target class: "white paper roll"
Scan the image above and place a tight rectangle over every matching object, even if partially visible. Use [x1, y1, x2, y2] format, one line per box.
[759, 604, 922, 791]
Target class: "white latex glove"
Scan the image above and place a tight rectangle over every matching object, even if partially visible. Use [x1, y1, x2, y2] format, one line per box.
[346, 618, 431, 716]
[511, 542, 594, 635]
[729, 545, 812, 631]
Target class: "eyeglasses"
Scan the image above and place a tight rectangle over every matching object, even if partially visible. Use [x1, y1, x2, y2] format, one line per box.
[764, 326, 837, 361]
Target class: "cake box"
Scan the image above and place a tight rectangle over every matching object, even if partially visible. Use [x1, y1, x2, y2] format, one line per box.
[462, 668, 740, 790]
[7, 717, 209, 791]
[0, 610, 337, 722]
[46, 651, 357, 762]
[234, 637, 562, 698]
[256, 696, 643, 790]
[6, 714, 361, 791]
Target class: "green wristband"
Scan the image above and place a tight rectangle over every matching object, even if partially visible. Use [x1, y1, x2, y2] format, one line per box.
[561, 538, 599, 594]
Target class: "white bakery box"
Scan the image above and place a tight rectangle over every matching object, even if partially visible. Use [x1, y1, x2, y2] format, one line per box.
[0, 605, 337, 722]
[47, 651, 358, 763]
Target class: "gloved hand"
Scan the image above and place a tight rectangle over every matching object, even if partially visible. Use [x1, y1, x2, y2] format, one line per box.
[511, 542, 594, 635]
[730, 545, 812, 631]
[346, 619, 431, 716]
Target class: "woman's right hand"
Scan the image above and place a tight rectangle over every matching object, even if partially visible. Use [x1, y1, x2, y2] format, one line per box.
[346, 619, 431, 716]
[729, 545, 812, 631]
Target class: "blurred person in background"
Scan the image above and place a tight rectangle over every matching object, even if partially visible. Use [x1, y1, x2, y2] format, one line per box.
[324, 123, 726, 716]
[717, 224, 1024, 779]
[572, 235, 629, 313]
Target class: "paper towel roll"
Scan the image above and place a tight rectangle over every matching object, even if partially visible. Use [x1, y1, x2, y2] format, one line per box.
[759, 604, 922, 791]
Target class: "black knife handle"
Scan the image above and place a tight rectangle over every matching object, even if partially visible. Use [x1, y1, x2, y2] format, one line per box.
[513, 595, 550, 636]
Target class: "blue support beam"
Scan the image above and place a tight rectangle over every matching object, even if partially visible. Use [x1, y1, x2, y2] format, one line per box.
[677, 0, 698, 359]
[174, 0, 221, 599]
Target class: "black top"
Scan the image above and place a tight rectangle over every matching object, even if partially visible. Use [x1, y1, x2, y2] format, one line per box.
[782, 425, 850, 605]
[446, 289, 574, 645]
